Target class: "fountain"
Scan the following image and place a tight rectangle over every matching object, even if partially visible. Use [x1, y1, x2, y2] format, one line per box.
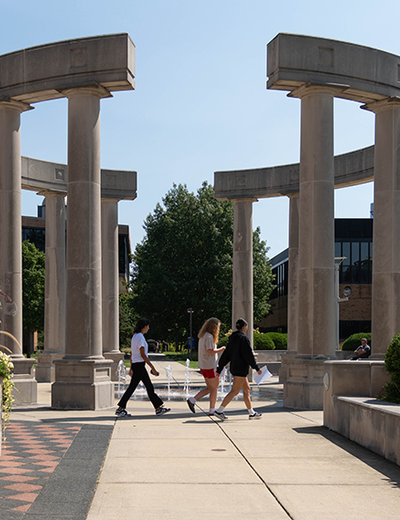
[183, 358, 191, 397]
[115, 360, 127, 397]
[165, 364, 173, 400]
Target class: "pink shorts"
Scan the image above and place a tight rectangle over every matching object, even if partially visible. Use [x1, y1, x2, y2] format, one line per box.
[200, 368, 219, 379]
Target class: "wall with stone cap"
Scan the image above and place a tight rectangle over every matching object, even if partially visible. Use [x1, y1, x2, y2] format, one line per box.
[322, 361, 400, 465]
[0, 34, 135, 104]
[267, 33, 400, 103]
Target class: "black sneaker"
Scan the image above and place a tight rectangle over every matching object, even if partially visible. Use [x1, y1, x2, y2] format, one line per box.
[115, 408, 131, 417]
[187, 399, 196, 413]
[249, 411, 262, 420]
[156, 407, 171, 416]
[214, 410, 228, 420]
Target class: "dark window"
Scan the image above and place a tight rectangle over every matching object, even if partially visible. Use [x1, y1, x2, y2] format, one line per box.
[270, 261, 288, 299]
[22, 227, 45, 251]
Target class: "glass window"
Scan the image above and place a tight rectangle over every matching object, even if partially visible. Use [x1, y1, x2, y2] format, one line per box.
[352, 243, 359, 283]
[342, 242, 351, 283]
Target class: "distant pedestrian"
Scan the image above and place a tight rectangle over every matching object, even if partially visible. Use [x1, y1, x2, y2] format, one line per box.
[186, 317, 225, 416]
[115, 318, 170, 417]
[215, 318, 262, 420]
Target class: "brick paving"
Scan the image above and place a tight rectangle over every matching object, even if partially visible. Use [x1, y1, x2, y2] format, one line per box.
[0, 422, 82, 519]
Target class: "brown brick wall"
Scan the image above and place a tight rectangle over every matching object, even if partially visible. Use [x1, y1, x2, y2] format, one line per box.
[339, 284, 371, 321]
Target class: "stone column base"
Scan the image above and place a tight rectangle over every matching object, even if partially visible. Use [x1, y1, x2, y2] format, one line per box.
[35, 352, 64, 382]
[103, 351, 125, 382]
[283, 357, 334, 410]
[52, 358, 113, 410]
[11, 358, 37, 406]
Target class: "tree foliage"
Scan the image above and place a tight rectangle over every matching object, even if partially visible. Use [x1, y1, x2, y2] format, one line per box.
[22, 240, 45, 335]
[130, 182, 274, 344]
[119, 292, 138, 352]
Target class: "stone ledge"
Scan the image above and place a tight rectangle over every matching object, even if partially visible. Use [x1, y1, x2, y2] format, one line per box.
[333, 396, 400, 466]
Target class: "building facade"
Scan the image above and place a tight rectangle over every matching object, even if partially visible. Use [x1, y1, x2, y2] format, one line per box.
[259, 218, 373, 341]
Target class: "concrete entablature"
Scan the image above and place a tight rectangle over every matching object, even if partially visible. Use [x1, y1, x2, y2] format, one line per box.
[267, 33, 400, 104]
[21, 156, 137, 200]
[214, 145, 374, 200]
[0, 34, 135, 104]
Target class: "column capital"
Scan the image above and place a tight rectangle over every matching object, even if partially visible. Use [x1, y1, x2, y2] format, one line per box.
[361, 96, 400, 113]
[61, 85, 113, 100]
[288, 83, 344, 99]
[0, 98, 33, 113]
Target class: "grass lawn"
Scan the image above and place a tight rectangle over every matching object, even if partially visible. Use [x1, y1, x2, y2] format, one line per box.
[163, 352, 198, 369]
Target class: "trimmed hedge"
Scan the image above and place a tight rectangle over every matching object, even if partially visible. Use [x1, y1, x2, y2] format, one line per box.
[341, 332, 371, 352]
[266, 332, 288, 350]
[383, 333, 400, 403]
[254, 331, 275, 350]
[218, 331, 282, 350]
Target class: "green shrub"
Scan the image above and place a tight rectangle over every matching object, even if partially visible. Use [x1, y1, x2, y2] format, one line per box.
[217, 331, 275, 350]
[253, 331, 275, 350]
[266, 332, 287, 350]
[383, 333, 400, 403]
[217, 336, 229, 348]
[341, 333, 371, 352]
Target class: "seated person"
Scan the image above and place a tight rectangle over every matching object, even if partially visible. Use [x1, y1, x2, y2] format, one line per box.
[351, 337, 371, 360]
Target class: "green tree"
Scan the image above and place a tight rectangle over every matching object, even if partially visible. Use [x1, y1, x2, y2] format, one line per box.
[119, 292, 138, 352]
[22, 240, 45, 336]
[130, 182, 274, 344]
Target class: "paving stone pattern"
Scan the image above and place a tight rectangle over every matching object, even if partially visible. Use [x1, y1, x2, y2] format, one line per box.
[0, 421, 113, 520]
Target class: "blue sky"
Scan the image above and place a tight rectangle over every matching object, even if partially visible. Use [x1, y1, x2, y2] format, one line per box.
[2, 0, 397, 258]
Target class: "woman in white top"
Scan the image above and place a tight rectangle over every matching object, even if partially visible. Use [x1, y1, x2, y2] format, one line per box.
[116, 318, 170, 417]
[187, 317, 225, 416]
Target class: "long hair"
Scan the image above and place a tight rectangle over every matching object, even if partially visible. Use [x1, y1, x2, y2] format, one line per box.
[198, 317, 221, 343]
[133, 317, 150, 334]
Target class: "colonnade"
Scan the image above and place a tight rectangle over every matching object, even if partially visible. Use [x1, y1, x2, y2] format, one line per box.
[216, 33, 400, 409]
[0, 34, 136, 409]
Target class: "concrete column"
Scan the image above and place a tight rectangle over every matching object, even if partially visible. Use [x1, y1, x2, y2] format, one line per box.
[52, 87, 112, 410]
[297, 87, 336, 358]
[0, 99, 37, 405]
[283, 86, 336, 410]
[101, 198, 124, 380]
[36, 192, 66, 382]
[365, 99, 400, 357]
[279, 194, 299, 384]
[287, 194, 299, 352]
[232, 199, 256, 348]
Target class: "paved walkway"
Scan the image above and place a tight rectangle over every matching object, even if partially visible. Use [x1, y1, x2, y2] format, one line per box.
[1, 354, 400, 519]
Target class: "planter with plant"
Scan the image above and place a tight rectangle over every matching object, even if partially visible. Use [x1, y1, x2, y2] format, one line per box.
[383, 333, 400, 404]
[0, 351, 14, 436]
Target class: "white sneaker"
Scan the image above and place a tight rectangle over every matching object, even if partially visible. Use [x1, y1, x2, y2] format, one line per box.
[249, 411, 262, 420]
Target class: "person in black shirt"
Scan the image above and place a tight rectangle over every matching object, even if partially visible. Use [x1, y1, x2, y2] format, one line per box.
[215, 318, 262, 420]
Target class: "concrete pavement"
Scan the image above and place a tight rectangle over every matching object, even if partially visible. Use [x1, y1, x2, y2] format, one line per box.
[4, 354, 400, 519]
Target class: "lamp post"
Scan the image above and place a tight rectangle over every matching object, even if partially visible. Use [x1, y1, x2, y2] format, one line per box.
[187, 308, 194, 360]
[334, 257, 349, 349]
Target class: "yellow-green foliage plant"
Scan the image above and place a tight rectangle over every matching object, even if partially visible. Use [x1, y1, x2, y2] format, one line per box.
[0, 351, 14, 433]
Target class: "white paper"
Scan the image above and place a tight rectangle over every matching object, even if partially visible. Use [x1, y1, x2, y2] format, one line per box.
[253, 365, 273, 385]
